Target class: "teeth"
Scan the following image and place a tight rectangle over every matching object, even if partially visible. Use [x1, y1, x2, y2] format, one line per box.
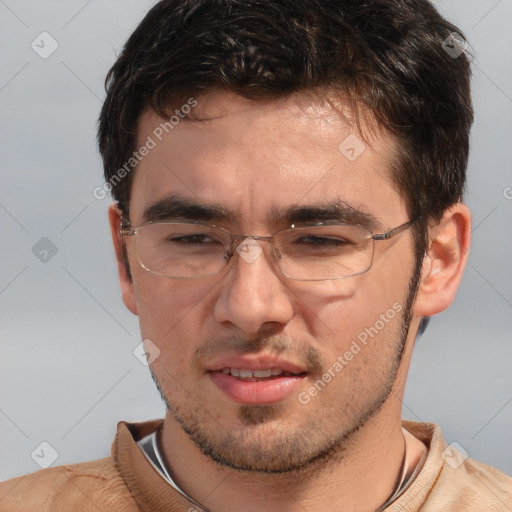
[253, 369, 272, 378]
[220, 367, 294, 378]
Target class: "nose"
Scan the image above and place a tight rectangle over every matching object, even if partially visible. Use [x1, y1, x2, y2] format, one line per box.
[213, 237, 294, 334]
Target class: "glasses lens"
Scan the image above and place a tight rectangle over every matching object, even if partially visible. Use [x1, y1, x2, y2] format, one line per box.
[135, 223, 230, 278]
[132, 223, 374, 280]
[276, 224, 373, 280]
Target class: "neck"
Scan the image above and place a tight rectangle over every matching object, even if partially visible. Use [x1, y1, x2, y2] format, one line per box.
[159, 406, 421, 512]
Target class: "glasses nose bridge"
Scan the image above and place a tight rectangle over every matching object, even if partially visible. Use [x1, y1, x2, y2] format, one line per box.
[228, 234, 282, 272]
[229, 234, 275, 252]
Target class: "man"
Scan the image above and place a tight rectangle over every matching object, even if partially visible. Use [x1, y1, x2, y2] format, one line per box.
[1, 0, 511, 510]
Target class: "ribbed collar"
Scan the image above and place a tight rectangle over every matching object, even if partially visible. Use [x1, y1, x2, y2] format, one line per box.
[112, 419, 445, 512]
[113, 419, 201, 512]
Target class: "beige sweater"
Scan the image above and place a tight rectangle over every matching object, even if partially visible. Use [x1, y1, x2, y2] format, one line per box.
[1, 420, 511, 511]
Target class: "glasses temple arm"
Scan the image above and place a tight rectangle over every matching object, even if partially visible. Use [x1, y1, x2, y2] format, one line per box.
[372, 219, 418, 241]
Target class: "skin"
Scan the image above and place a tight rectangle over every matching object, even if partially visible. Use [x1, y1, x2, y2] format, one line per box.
[109, 89, 471, 512]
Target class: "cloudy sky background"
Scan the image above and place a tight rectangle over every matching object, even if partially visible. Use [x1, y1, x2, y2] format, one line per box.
[1, 0, 511, 481]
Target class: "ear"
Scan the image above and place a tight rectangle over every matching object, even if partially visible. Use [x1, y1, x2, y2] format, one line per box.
[108, 204, 138, 316]
[413, 203, 471, 317]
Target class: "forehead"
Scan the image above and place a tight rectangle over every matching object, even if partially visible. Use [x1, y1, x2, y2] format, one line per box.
[129, 90, 406, 229]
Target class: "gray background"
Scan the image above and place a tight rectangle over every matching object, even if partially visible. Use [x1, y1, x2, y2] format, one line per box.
[1, 0, 511, 482]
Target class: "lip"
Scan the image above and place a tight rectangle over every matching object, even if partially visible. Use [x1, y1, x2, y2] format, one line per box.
[207, 356, 308, 405]
[209, 371, 306, 405]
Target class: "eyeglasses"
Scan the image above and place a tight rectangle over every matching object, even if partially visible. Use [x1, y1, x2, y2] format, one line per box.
[120, 218, 417, 281]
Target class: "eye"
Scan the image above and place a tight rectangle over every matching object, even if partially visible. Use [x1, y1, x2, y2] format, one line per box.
[296, 235, 353, 246]
[168, 234, 220, 245]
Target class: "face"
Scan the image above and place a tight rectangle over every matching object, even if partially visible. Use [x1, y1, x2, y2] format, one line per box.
[120, 90, 421, 473]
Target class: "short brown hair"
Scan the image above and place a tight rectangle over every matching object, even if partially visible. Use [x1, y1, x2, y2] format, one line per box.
[98, 0, 473, 245]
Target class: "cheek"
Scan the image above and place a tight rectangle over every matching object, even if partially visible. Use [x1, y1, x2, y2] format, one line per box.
[293, 270, 406, 337]
[131, 270, 223, 365]
[133, 273, 200, 337]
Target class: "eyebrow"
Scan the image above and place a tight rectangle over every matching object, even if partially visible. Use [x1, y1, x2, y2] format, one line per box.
[141, 194, 379, 230]
[142, 195, 235, 224]
[269, 201, 379, 230]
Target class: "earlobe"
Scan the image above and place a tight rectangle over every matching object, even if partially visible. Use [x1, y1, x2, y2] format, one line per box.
[414, 204, 471, 317]
[108, 204, 138, 316]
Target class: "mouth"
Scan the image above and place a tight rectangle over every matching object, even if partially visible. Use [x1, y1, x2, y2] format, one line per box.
[216, 367, 306, 381]
[208, 360, 308, 405]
